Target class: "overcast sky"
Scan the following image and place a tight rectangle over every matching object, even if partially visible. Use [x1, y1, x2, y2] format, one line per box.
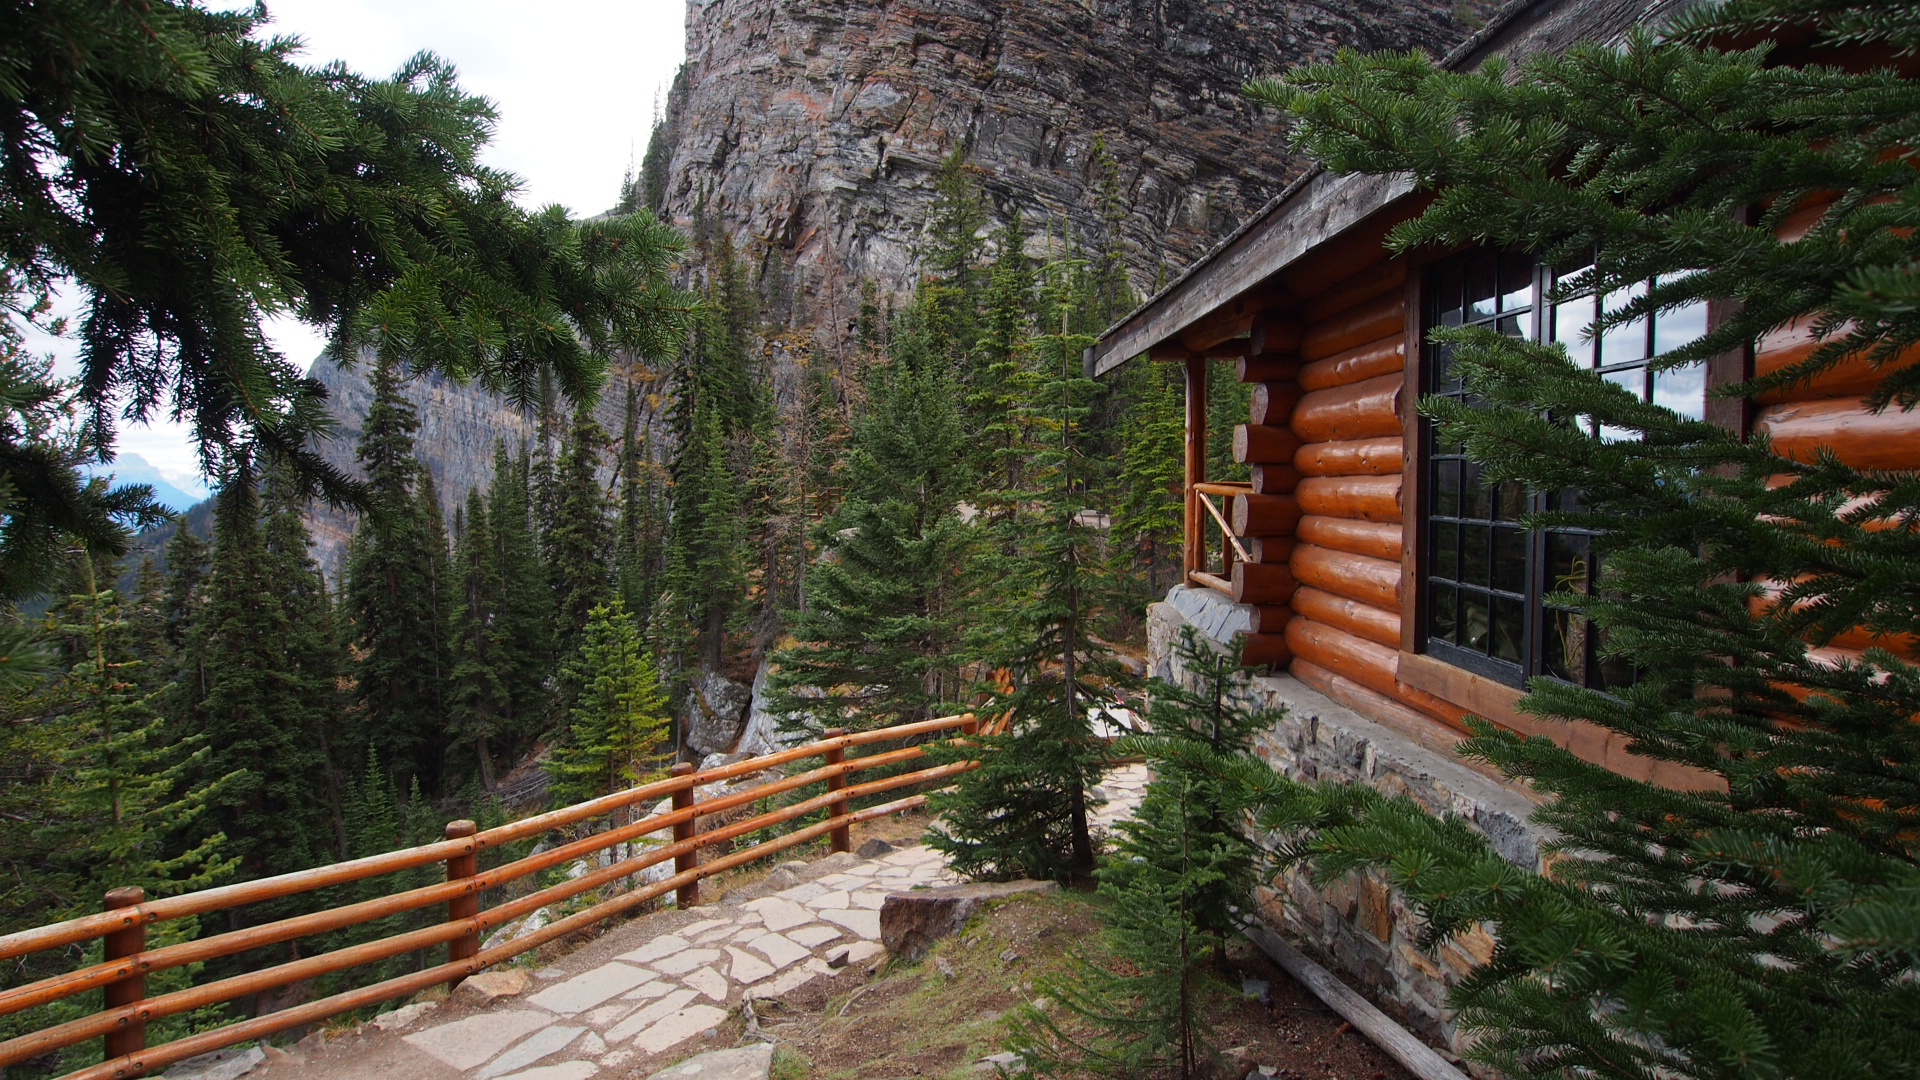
[62, 0, 689, 492]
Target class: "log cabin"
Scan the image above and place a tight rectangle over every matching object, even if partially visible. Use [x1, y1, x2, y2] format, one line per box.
[1087, 0, 1914, 1052]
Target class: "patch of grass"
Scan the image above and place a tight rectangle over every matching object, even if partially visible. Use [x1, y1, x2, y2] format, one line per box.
[771, 1044, 812, 1080]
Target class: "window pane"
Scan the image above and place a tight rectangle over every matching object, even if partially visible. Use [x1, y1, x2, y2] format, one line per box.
[1466, 256, 1498, 322]
[1462, 524, 1491, 587]
[1431, 520, 1459, 581]
[1546, 531, 1591, 596]
[1542, 607, 1588, 684]
[1600, 281, 1649, 365]
[1554, 299, 1594, 366]
[1652, 362, 1706, 421]
[1463, 470, 1492, 519]
[1494, 527, 1528, 592]
[1495, 481, 1528, 522]
[1492, 595, 1526, 665]
[1497, 314, 1527, 338]
[1434, 460, 1461, 517]
[1432, 341, 1460, 393]
[1461, 591, 1491, 653]
[1655, 299, 1708, 356]
[1500, 252, 1534, 313]
[1437, 267, 1464, 327]
[1429, 582, 1458, 644]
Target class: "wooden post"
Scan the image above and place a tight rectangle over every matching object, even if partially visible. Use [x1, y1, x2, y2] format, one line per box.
[823, 728, 851, 854]
[1184, 353, 1208, 584]
[102, 886, 146, 1061]
[443, 820, 479, 989]
[671, 763, 699, 909]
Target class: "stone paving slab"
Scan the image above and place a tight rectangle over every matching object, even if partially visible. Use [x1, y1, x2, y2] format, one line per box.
[286, 765, 1148, 1080]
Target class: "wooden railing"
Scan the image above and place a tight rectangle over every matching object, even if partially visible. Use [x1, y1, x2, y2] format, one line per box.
[0, 714, 989, 1080]
[1189, 480, 1255, 596]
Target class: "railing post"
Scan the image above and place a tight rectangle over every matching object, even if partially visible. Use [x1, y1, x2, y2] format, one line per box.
[671, 763, 699, 908]
[444, 820, 479, 990]
[102, 886, 146, 1062]
[823, 728, 850, 854]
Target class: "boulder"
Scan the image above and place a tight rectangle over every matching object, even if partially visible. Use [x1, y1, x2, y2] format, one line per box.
[163, 1047, 265, 1080]
[452, 968, 531, 1004]
[880, 880, 1059, 959]
[685, 670, 753, 755]
[855, 838, 896, 858]
[643, 1043, 775, 1080]
[735, 660, 812, 758]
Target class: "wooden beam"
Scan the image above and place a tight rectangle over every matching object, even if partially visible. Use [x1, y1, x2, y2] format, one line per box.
[1178, 283, 1299, 354]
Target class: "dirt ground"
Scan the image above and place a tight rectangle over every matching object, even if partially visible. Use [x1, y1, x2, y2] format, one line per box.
[737, 889, 1414, 1080]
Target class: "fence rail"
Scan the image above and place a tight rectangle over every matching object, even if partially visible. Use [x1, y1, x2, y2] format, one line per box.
[1189, 479, 1254, 595]
[0, 713, 991, 1080]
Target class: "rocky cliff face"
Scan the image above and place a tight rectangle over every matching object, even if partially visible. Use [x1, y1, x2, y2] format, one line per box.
[302, 0, 1489, 577]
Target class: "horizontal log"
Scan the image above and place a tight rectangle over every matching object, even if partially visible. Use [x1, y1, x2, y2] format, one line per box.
[1291, 544, 1402, 611]
[1754, 396, 1920, 471]
[1296, 474, 1404, 523]
[1203, 338, 1253, 359]
[1304, 258, 1409, 324]
[1240, 633, 1293, 668]
[1251, 605, 1295, 635]
[1252, 464, 1301, 494]
[1234, 424, 1304, 464]
[1300, 337, 1406, 391]
[1233, 560, 1298, 605]
[1149, 341, 1194, 361]
[1296, 515, 1404, 561]
[1252, 315, 1306, 355]
[1755, 320, 1920, 404]
[1248, 536, 1297, 564]
[1291, 585, 1401, 647]
[1286, 617, 1402, 701]
[1301, 293, 1406, 361]
[1232, 493, 1303, 537]
[1292, 374, 1404, 443]
[1251, 382, 1305, 425]
[1239, 354, 1303, 383]
[1179, 284, 1297, 353]
[1295, 436, 1404, 477]
[1290, 658, 1470, 738]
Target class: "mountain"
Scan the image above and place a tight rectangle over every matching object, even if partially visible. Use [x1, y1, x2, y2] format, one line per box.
[86, 453, 209, 514]
[297, 0, 1495, 579]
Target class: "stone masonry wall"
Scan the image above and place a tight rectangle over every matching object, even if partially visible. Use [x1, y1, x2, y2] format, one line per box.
[1148, 588, 1545, 1055]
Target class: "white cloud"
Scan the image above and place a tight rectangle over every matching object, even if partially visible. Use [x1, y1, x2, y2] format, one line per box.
[59, 1, 689, 481]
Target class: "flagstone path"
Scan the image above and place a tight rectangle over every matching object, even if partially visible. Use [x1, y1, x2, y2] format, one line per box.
[242, 764, 1148, 1080]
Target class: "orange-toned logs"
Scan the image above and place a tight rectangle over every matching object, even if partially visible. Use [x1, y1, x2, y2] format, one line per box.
[1234, 424, 1304, 464]
[1304, 259, 1409, 325]
[1252, 382, 1305, 425]
[1295, 515, 1403, 561]
[1239, 354, 1303, 383]
[1252, 464, 1301, 495]
[1252, 315, 1305, 355]
[1248, 536, 1297, 564]
[1754, 396, 1920, 471]
[1754, 320, 1920, 404]
[1251, 605, 1295, 635]
[1291, 585, 1401, 647]
[1295, 474, 1403, 523]
[1286, 617, 1401, 701]
[1290, 374, 1404, 443]
[1295, 436, 1404, 477]
[1300, 337, 1406, 392]
[1291, 544, 1401, 610]
[1301, 293, 1405, 362]
[1232, 560, 1298, 605]
[1232, 493, 1303, 537]
[1240, 633, 1293, 667]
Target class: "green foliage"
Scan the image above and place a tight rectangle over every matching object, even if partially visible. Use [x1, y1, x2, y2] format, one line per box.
[2, 0, 695, 501]
[769, 352, 974, 734]
[1111, 362, 1184, 597]
[547, 599, 671, 810]
[450, 488, 510, 787]
[1248, 7, 1920, 1077]
[546, 402, 614, 673]
[487, 442, 553, 750]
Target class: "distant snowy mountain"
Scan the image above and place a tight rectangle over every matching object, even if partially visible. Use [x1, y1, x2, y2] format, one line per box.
[85, 453, 209, 514]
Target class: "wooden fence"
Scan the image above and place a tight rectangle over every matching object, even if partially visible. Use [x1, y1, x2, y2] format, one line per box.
[0, 714, 987, 1080]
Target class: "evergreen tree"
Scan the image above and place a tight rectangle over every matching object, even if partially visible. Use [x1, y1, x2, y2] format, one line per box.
[1112, 362, 1185, 598]
[450, 488, 509, 790]
[546, 402, 614, 680]
[1248, 6, 1920, 1077]
[769, 354, 975, 734]
[967, 212, 1039, 492]
[919, 148, 990, 363]
[187, 479, 336, 877]
[344, 360, 451, 794]
[929, 284, 1132, 883]
[488, 442, 553, 750]
[662, 397, 746, 673]
[548, 598, 671, 813]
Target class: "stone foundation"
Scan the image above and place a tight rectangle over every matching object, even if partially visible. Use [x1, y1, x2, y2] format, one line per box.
[1149, 588, 1545, 1054]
